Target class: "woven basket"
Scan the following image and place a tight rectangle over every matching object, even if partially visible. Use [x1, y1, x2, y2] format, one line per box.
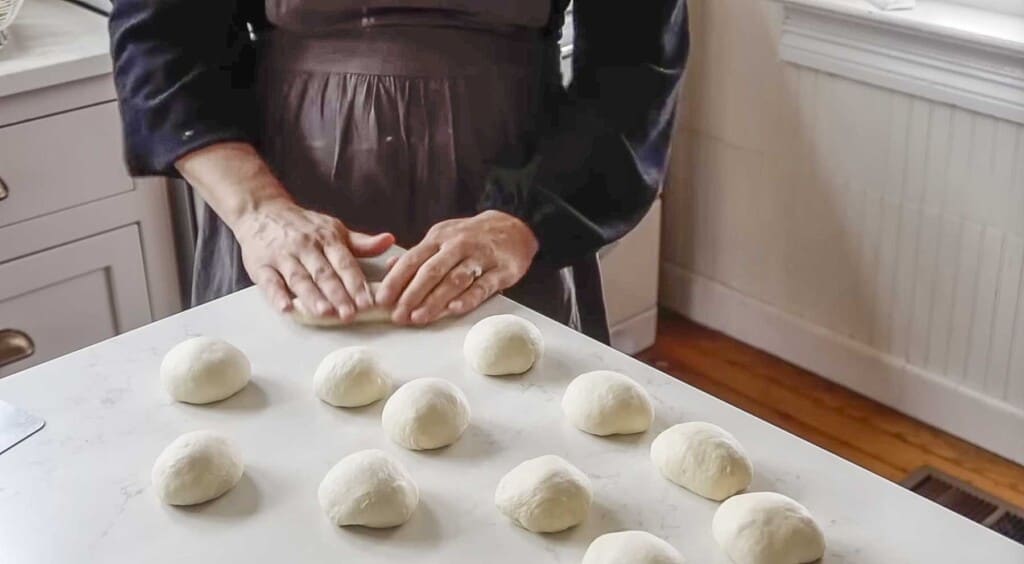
[0, 0, 27, 50]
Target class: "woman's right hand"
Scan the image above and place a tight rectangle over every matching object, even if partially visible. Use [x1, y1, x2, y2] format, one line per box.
[231, 201, 395, 321]
[176, 142, 393, 322]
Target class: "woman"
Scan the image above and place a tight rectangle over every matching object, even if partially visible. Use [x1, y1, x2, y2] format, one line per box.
[109, 0, 688, 342]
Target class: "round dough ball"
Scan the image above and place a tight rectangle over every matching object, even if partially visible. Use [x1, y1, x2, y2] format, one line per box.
[562, 370, 654, 436]
[313, 346, 391, 407]
[463, 314, 543, 375]
[318, 449, 419, 528]
[160, 337, 250, 404]
[494, 454, 592, 533]
[583, 530, 686, 564]
[381, 378, 471, 450]
[650, 422, 753, 501]
[712, 492, 825, 564]
[151, 430, 244, 506]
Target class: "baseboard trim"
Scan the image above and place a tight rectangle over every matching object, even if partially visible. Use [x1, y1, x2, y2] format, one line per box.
[659, 262, 1024, 465]
[610, 307, 659, 356]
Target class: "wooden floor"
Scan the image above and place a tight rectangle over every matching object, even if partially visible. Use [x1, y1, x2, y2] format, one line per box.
[637, 310, 1024, 510]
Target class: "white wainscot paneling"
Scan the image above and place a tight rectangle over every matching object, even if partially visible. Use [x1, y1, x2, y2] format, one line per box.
[661, 3, 1024, 462]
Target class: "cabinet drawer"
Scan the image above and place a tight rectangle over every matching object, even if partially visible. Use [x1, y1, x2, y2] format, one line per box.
[0, 103, 132, 230]
[0, 226, 152, 378]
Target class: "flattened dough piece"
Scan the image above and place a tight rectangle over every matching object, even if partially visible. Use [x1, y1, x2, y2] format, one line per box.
[290, 282, 391, 326]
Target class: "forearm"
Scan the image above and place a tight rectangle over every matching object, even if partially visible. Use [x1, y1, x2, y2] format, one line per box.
[174, 142, 294, 229]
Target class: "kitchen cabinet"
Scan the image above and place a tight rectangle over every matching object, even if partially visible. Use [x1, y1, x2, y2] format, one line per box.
[0, 103, 133, 228]
[0, 0, 180, 375]
[0, 227, 152, 378]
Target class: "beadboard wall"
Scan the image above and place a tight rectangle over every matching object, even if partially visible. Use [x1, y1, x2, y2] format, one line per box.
[660, 0, 1024, 463]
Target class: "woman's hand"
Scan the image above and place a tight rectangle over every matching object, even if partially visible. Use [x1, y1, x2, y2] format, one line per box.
[376, 210, 538, 325]
[175, 142, 393, 321]
[232, 201, 394, 320]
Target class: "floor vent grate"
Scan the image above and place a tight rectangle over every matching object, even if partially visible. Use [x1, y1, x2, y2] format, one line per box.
[902, 466, 1024, 546]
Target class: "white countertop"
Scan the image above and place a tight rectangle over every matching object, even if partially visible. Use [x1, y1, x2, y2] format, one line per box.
[0, 283, 1021, 563]
[0, 0, 111, 98]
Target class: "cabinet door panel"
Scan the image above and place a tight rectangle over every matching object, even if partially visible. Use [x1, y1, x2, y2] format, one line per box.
[0, 226, 151, 378]
[0, 103, 131, 230]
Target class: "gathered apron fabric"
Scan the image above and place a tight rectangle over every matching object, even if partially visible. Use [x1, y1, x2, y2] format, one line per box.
[192, 17, 610, 341]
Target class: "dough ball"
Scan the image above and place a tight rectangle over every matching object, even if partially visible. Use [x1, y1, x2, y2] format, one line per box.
[314, 346, 391, 407]
[160, 337, 250, 404]
[318, 449, 419, 528]
[463, 314, 543, 375]
[494, 454, 592, 533]
[381, 378, 471, 450]
[583, 530, 686, 564]
[650, 422, 753, 501]
[562, 370, 654, 436]
[712, 492, 825, 564]
[151, 430, 244, 506]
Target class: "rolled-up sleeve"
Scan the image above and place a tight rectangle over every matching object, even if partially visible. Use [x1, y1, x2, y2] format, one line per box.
[480, 0, 689, 268]
[109, 0, 262, 177]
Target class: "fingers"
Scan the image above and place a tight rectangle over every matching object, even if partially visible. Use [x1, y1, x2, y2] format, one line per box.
[392, 248, 467, 324]
[348, 231, 395, 258]
[447, 271, 507, 317]
[277, 256, 333, 317]
[376, 242, 440, 308]
[253, 265, 293, 312]
[323, 243, 373, 312]
[409, 260, 483, 325]
[297, 250, 356, 320]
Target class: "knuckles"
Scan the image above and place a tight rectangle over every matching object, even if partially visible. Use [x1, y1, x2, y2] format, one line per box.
[309, 264, 335, 281]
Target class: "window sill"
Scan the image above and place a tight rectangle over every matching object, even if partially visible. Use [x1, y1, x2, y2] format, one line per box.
[777, 0, 1024, 124]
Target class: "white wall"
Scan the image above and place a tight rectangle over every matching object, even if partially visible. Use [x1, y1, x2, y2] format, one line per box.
[660, 0, 1024, 463]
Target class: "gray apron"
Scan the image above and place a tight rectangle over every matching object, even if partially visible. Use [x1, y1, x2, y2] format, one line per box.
[193, 1, 609, 340]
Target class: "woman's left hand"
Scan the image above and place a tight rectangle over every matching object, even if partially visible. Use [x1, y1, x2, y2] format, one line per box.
[376, 210, 538, 325]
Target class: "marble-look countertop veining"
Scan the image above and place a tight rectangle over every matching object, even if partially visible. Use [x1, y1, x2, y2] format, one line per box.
[0, 281, 1021, 563]
[0, 0, 111, 98]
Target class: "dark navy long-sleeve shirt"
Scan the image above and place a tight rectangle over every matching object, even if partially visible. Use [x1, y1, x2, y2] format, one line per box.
[109, 0, 689, 268]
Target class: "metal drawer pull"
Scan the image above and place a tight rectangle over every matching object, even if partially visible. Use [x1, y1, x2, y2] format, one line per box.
[0, 176, 7, 201]
[0, 329, 34, 369]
